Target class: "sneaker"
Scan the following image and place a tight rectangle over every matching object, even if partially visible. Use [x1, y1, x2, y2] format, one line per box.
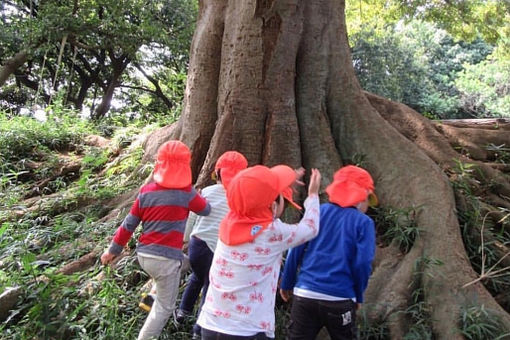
[173, 308, 189, 325]
[139, 293, 154, 312]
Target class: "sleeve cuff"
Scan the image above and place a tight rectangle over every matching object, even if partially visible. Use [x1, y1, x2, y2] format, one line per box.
[108, 242, 123, 255]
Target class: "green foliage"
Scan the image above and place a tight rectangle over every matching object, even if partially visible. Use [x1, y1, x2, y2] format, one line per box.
[459, 305, 510, 340]
[451, 158, 510, 296]
[402, 301, 433, 340]
[455, 54, 510, 117]
[82, 148, 110, 172]
[372, 206, 421, 253]
[1, 0, 197, 117]
[351, 20, 497, 118]
[346, 0, 510, 48]
[0, 111, 94, 171]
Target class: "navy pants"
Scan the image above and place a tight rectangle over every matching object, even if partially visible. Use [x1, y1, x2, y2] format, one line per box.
[287, 296, 357, 340]
[179, 236, 214, 334]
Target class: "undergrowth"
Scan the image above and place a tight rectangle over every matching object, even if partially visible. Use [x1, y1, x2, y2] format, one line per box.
[459, 305, 510, 339]
[0, 110, 167, 339]
[451, 159, 510, 299]
[371, 206, 421, 254]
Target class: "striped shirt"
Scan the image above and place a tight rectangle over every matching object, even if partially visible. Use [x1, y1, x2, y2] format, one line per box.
[108, 182, 211, 260]
[184, 184, 230, 252]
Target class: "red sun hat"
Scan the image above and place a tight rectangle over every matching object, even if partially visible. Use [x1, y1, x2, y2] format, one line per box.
[219, 165, 296, 245]
[214, 151, 248, 189]
[271, 165, 302, 210]
[325, 165, 378, 208]
[153, 140, 192, 188]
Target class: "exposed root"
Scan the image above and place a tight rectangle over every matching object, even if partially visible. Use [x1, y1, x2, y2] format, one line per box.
[0, 287, 23, 322]
[439, 119, 510, 131]
[361, 91, 510, 337]
[364, 243, 421, 336]
[57, 250, 100, 275]
[24, 160, 82, 198]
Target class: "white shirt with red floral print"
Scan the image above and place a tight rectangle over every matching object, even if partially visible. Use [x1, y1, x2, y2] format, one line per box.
[197, 195, 320, 337]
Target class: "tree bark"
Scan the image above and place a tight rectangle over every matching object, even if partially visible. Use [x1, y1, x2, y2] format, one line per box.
[0, 51, 28, 87]
[92, 53, 130, 119]
[147, 0, 510, 338]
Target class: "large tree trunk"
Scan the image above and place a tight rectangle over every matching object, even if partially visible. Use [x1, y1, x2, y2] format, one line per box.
[152, 0, 510, 338]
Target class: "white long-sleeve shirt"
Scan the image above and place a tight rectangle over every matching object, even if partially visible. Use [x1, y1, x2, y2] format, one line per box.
[197, 195, 320, 337]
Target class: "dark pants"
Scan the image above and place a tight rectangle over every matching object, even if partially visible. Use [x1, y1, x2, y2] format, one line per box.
[287, 296, 357, 340]
[179, 236, 214, 334]
[202, 328, 273, 340]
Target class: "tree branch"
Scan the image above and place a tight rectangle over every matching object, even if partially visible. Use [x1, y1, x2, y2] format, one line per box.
[119, 84, 156, 94]
[133, 62, 174, 110]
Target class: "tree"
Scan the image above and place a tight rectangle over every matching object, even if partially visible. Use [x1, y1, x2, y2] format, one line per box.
[350, 21, 495, 119]
[0, 0, 196, 117]
[146, 1, 510, 338]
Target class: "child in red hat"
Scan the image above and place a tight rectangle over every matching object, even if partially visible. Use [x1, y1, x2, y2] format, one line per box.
[197, 165, 321, 339]
[100, 140, 211, 340]
[176, 151, 248, 338]
[280, 165, 377, 340]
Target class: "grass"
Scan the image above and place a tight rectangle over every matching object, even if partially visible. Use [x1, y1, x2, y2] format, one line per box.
[459, 305, 510, 340]
[0, 110, 163, 339]
[450, 157, 510, 296]
[371, 206, 421, 253]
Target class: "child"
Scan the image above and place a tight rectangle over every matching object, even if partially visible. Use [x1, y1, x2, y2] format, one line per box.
[176, 151, 248, 338]
[100, 140, 211, 340]
[280, 165, 377, 340]
[197, 165, 321, 339]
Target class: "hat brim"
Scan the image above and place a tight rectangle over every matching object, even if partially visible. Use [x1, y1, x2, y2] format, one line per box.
[282, 187, 302, 210]
[270, 165, 296, 193]
[153, 161, 192, 188]
[368, 192, 378, 207]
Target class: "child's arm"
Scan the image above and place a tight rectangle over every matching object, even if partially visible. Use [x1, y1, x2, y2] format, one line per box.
[188, 187, 211, 216]
[352, 218, 376, 303]
[277, 169, 321, 249]
[279, 242, 308, 301]
[101, 197, 142, 264]
[183, 212, 198, 243]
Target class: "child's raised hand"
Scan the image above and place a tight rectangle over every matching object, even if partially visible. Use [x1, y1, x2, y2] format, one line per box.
[308, 168, 321, 196]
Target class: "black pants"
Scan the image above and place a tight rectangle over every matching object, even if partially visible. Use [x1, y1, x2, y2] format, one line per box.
[287, 296, 357, 340]
[201, 328, 273, 340]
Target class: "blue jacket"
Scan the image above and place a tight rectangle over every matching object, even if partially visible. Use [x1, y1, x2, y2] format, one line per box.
[280, 203, 375, 303]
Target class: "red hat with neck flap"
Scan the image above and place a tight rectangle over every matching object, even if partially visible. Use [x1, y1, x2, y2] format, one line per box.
[219, 165, 296, 245]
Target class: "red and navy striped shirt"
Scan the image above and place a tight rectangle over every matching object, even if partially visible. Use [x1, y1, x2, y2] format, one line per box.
[108, 182, 211, 260]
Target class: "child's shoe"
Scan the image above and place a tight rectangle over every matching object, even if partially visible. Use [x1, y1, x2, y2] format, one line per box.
[139, 293, 154, 312]
[173, 308, 189, 325]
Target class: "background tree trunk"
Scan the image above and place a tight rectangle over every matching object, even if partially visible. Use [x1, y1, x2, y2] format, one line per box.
[0, 51, 28, 87]
[92, 54, 130, 119]
[150, 0, 510, 338]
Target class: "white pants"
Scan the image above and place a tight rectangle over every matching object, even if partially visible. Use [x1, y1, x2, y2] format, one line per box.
[137, 254, 181, 340]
